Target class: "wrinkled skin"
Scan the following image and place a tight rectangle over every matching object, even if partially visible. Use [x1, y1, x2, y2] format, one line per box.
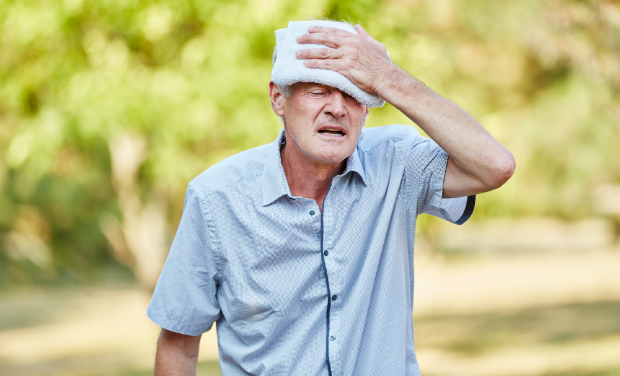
[271, 81, 368, 166]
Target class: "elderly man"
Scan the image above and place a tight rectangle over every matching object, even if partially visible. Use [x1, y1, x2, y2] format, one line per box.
[148, 20, 514, 376]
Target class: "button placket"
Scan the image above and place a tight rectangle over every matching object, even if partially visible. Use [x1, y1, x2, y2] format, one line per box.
[323, 195, 339, 305]
[327, 297, 344, 376]
[323, 180, 344, 376]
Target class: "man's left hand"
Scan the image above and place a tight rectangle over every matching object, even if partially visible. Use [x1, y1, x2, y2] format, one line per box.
[296, 25, 395, 96]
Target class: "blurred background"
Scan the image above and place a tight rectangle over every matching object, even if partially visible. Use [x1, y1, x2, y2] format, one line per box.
[0, 0, 619, 375]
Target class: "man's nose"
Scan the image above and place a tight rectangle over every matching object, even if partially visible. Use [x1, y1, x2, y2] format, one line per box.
[324, 91, 347, 119]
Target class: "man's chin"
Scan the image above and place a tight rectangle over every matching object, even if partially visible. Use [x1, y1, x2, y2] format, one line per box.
[313, 147, 354, 165]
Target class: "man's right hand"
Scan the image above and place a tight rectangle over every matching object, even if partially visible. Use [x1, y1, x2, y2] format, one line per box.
[154, 329, 202, 376]
[296, 24, 394, 96]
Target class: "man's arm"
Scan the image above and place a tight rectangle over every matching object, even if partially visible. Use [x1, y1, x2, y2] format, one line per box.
[379, 71, 515, 198]
[296, 25, 515, 198]
[154, 329, 201, 376]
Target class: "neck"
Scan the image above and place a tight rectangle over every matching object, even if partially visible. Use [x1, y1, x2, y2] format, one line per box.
[280, 142, 346, 212]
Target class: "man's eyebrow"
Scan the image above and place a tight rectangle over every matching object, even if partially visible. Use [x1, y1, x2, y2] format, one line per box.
[307, 85, 328, 91]
[343, 92, 358, 100]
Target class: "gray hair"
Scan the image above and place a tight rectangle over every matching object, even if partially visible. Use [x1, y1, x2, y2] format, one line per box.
[279, 84, 291, 98]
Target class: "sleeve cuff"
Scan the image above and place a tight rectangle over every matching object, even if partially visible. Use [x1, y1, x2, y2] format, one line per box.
[454, 195, 476, 225]
[147, 304, 213, 336]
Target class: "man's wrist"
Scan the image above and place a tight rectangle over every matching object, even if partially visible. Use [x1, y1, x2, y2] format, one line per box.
[374, 65, 420, 106]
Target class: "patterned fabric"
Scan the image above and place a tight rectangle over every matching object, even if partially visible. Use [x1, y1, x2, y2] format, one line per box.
[148, 124, 475, 376]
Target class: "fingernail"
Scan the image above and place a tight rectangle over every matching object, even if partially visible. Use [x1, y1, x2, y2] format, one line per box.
[296, 36, 301, 42]
[296, 51, 301, 57]
[308, 26, 315, 32]
[303, 60, 309, 66]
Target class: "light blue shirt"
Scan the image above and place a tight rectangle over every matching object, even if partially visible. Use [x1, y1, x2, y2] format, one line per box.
[148, 124, 475, 376]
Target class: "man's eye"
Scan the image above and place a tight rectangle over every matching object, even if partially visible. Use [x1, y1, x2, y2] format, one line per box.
[345, 95, 360, 105]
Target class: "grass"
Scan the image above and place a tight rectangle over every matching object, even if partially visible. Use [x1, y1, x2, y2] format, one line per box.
[414, 300, 620, 356]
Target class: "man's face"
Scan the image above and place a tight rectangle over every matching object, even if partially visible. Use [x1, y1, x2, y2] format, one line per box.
[270, 82, 369, 165]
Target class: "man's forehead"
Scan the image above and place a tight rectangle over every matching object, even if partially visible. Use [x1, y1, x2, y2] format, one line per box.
[293, 82, 339, 91]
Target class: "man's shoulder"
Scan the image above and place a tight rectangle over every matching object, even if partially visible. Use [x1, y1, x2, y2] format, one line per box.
[188, 142, 272, 196]
[358, 124, 429, 153]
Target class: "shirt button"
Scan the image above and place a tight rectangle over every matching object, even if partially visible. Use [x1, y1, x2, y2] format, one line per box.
[324, 250, 329, 256]
[309, 210, 315, 216]
[329, 336, 336, 341]
[332, 295, 337, 301]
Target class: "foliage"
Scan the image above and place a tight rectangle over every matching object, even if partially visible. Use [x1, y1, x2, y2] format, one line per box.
[1, 0, 618, 285]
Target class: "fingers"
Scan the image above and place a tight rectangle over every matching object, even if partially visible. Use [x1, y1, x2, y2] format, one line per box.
[296, 48, 343, 60]
[355, 24, 385, 53]
[297, 25, 379, 51]
[308, 26, 354, 38]
[354, 24, 374, 40]
[302, 59, 362, 90]
[297, 31, 344, 48]
[302, 58, 344, 74]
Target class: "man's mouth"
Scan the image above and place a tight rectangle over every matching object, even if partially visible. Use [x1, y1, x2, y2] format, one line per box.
[318, 128, 346, 136]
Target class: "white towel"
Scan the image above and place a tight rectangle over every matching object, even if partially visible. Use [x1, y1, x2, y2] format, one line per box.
[271, 20, 386, 108]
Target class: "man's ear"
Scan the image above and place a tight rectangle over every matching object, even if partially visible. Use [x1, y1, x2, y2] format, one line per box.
[361, 105, 369, 125]
[269, 82, 285, 117]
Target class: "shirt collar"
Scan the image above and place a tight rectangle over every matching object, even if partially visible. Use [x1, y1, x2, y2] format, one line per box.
[261, 129, 367, 207]
[262, 129, 291, 207]
[343, 145, 367, 186]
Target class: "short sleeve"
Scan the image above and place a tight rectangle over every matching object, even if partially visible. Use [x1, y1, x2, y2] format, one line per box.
[406, 140, 475, 225]
[147, 185, 221, 336]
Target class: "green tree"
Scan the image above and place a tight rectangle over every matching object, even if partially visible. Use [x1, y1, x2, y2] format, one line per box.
[1, 0, 618, 287]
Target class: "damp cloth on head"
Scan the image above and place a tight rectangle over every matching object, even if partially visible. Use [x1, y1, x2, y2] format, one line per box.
[271, 20, 386, 108]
